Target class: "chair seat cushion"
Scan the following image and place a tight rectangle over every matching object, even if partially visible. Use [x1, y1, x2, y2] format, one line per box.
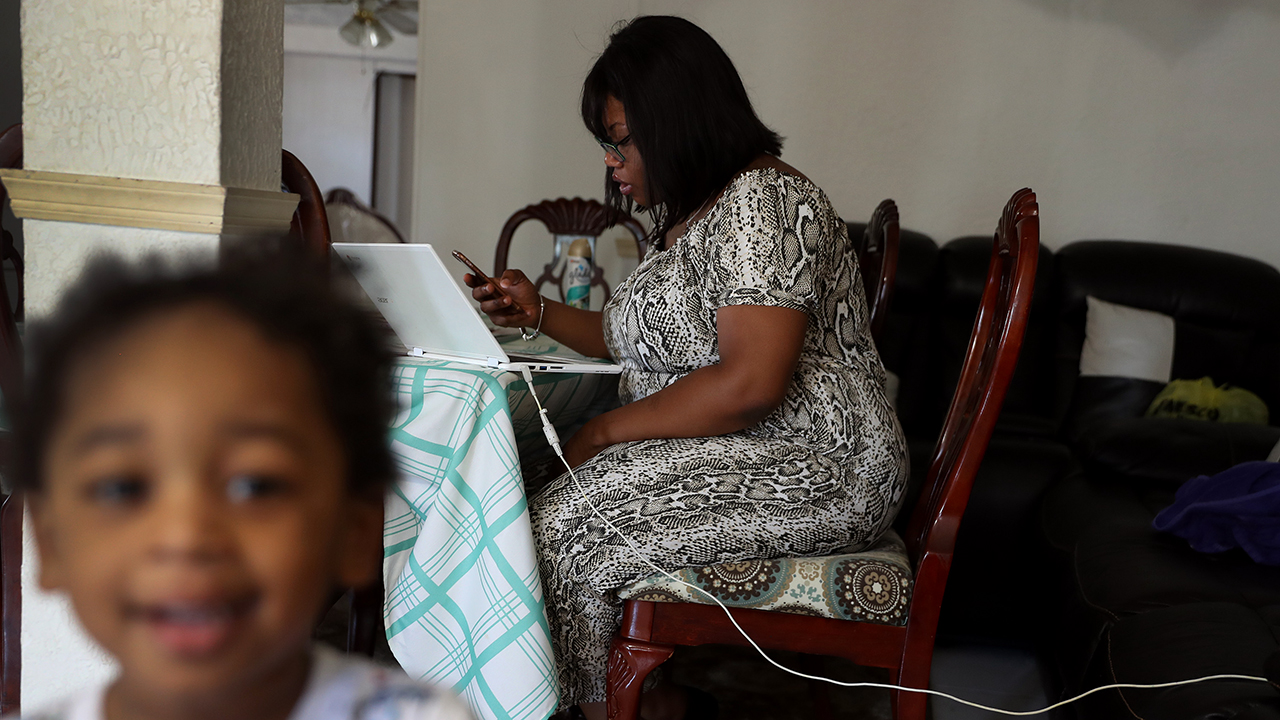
[616, 530, 912, 626]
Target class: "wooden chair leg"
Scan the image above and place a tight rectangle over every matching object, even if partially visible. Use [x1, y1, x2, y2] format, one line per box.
[895, 651, 931, 720]
[605, 636, 675, 720]
[894, 687, 928, 720]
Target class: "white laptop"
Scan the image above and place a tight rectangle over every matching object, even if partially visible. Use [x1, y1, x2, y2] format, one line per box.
[333, 243, 623, 375]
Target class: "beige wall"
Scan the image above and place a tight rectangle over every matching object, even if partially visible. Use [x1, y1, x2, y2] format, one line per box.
[414, 0, 1280, 285]
[413, 0, 641, 291]
[282, 23, 417, 210]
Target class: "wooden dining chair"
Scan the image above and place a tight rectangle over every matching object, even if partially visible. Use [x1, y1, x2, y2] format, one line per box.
[282, 149, 331, 266]
[277, 153, 386, 656]
[0, 121, 25, 715]
[492, 198, 647, 304]
[858, 199, 900, 344]
[324, 188, 406, 244]
[606, 188, 1040, 720]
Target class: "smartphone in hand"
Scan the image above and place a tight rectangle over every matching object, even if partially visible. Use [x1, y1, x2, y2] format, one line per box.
[453, 251, 518, 306]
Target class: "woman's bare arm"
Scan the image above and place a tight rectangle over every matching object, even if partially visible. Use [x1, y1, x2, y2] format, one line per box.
[560, 304, 808, 467]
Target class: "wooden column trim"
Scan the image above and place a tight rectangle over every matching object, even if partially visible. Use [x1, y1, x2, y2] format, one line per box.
[0, 169, 299, 236]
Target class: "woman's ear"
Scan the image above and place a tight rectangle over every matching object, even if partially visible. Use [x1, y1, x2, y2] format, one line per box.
[335, 491, 384, 591]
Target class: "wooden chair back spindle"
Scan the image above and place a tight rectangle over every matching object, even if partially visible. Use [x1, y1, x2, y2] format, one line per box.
[277, 153, 384, 656]
[282, 149, 331, 266]
[859, 198, 900, 343]
[493, 198, 647, 303]
[904, 188, 1038, 566]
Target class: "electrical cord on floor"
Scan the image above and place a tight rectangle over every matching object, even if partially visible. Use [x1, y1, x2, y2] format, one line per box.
[517, 369, 1269, 716]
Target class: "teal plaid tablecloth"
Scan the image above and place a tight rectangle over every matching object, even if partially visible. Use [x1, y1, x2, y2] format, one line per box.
[382, 338, 617, 720]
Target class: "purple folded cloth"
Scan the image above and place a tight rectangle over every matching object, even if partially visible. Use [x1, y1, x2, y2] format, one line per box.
[1153, 461, 1280, 566]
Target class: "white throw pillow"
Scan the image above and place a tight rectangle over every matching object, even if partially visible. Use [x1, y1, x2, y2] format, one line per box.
[1079, 296, 1175, 383]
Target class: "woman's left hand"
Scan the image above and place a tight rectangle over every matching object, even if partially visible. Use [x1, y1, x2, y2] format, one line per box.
[561, 417, 610, 469]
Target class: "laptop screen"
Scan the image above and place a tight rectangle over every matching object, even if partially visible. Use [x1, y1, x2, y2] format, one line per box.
[332, 243, 509, 364]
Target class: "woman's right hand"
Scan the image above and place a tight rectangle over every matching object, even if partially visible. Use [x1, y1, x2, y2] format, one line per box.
[463, 269, 542, 328]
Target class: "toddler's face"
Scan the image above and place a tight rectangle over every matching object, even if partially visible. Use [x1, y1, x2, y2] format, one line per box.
[32, 303, 382, 700]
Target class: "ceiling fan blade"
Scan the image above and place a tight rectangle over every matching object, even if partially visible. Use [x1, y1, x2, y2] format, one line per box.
[377, 8, 418, 35]
[383, 0, 418, 9]
[284, 0, 351, 4]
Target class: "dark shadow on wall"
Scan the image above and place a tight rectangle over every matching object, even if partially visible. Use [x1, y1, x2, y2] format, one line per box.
[0, 0, 17, 130]
[0, 0, 20, 310]
[1020, 0, 1280, 58]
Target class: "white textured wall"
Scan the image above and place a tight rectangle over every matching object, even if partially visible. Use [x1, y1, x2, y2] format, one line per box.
[414, 0, 1280, 276]
[21, 0, 224, 184]
[24, 221, 220, 317]
[21, 0, 282, 190]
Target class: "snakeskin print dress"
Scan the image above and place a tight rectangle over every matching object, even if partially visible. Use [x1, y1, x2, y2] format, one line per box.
[529, 167, 909, 708]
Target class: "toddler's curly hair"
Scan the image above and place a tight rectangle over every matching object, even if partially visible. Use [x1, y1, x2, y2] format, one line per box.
[13, 251, 398, 496]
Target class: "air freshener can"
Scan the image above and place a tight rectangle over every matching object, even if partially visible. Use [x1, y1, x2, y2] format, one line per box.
[565, 237, 593, 309]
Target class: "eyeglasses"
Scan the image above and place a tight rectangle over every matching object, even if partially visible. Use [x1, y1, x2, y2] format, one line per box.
[598, 135, 631, 163]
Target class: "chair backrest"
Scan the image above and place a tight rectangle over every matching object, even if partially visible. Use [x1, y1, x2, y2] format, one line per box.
[904, 188, 1039, 570]
[324, 187, 406, 244]
[492, 197, 647, 304]
[282, 149, 331, 266]
[858, 199, 900, 343]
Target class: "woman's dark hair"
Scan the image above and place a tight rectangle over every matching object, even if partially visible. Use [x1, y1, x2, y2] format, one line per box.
[582, 15, 783, 246]
[12, 252, 398, 496]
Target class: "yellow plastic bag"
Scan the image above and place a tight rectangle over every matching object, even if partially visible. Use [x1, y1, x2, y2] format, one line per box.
[1146, 377, 1270, 425]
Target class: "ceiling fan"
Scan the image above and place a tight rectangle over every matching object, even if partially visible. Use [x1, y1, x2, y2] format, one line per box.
[284, 0, 418, 49]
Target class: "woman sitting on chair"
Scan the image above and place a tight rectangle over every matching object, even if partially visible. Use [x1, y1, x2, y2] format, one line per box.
[466, 15, 909, 720]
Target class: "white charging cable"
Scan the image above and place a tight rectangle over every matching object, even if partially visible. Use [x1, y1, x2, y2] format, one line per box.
[516, 369, 1269, 715]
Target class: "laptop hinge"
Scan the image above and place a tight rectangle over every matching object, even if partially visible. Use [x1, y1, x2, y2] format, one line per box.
[410, 347, 425, 357]
[486, 356, 502, 367]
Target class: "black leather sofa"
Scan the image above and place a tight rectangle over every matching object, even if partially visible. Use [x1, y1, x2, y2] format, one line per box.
[1042, 242, 1280, 719]
[849, 222, 1280, 719]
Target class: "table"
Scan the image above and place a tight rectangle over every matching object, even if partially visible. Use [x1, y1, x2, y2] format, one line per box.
[382, 335, 617, 720]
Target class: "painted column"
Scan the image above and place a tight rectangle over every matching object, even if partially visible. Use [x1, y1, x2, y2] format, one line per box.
[12, 0, 293, 314]
[6, 0, 293, 708]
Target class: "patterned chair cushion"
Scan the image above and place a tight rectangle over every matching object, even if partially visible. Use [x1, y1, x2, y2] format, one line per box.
[617, 530, 913, 626]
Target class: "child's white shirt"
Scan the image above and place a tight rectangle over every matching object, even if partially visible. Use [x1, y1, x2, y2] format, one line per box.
[14, 645, 476, 720]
